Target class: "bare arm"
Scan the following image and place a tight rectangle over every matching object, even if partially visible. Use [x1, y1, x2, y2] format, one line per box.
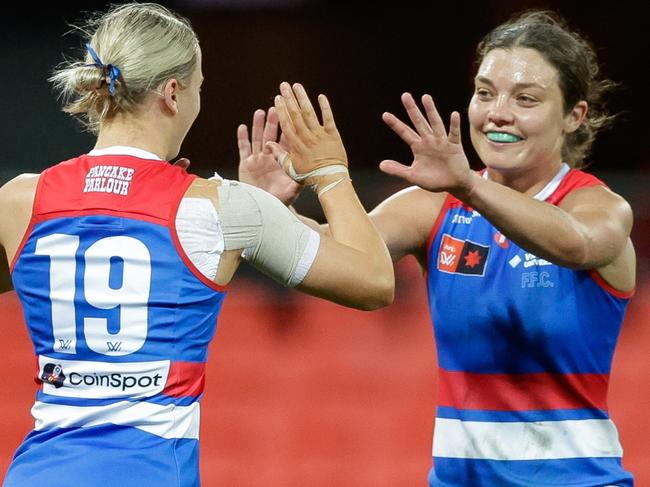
[368, 187, 444, 265]
[235, 109, 442, 264]
[0, 174, 39, 265]
[259, 82, 394, 309]
[460, 175, 633, 268]
[380, 93, 635, 291]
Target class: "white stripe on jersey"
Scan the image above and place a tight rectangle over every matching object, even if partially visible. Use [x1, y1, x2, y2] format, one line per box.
[32, 400, 200, 439]
[433, 417, 623, 460]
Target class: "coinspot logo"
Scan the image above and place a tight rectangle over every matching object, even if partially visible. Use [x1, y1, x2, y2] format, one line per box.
[38, 355, 170, 399]
[41, 363, 66, 389]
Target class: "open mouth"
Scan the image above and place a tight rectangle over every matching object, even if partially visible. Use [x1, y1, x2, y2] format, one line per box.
[485, 131, 523, 143]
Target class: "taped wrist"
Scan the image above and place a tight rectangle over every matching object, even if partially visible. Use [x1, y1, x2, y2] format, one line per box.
[277, 152, 348, 192]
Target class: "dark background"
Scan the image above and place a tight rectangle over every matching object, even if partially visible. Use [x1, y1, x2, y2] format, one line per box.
[1, 0, 647, 178]
[2, 0, 649, 284]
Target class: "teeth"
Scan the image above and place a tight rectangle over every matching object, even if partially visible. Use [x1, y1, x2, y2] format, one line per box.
[486, 132, 522, 143]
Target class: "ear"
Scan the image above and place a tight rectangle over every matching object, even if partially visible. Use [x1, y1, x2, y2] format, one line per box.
[162, 79, 179, 115]
[563, 100, 588, 134]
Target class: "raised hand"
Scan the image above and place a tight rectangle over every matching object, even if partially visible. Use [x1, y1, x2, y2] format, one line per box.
[237, 107, 301, 205]
[380, 93, 474, 197]
[267, 82, 349, 193]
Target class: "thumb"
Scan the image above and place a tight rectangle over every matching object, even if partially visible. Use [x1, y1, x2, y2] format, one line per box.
[173, 158, 191, 170]
[264, 141, 283, 157]
[379, 160, 413, 182]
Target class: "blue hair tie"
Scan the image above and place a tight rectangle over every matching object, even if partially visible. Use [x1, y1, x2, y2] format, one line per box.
[85, 42, 121, 96]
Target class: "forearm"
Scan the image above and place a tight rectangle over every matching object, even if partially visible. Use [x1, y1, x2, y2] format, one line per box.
[457, 173, 593, 268]
[289, 206, 331, 236]
[317, 178, 394, 293]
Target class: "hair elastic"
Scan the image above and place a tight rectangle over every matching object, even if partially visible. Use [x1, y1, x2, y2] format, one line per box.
[85, 42, 122, 96]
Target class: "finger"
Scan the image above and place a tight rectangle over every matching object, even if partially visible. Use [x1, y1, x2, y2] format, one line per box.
[378, 159, 414, 182]
[274, 95, 298, 144]
[382, 111, 419, 146]
[422, 94, 446, 138]
[262, 107, 279, 145]
[237, 124, 252, 161]
[401, 92, 433, 137]
[265, 141, 292, 172]
[173, 158, 190, 170]
[448, 111, 462, 145]
[279, 82, 309, 138]
[318, 94, 338, 133]
[292, 83, 320, 130]
[251, 109, 265, 154]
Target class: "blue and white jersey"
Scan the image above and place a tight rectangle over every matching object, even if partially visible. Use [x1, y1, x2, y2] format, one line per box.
[5, 148, 226, 487]
[425, 165, 634, 487]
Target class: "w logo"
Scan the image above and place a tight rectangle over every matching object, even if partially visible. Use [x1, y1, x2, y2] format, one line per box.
[439, 252, 456, 267]
[106, 341, 122, 353]
[57, 339, 73, 351]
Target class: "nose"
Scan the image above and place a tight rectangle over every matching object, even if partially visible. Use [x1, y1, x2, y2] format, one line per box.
[486, 97, 514, 126]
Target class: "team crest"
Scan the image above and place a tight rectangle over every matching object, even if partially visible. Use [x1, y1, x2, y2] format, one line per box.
[437, 234, 490, 276]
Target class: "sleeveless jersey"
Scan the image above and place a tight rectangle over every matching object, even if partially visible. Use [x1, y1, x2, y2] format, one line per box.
[5, 150, 226, 487]
[425, 165, 634, 487]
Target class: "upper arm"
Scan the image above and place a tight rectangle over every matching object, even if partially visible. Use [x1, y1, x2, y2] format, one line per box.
[559, 185, 635, 292]
[559, 185, 633, 267]
[369, 186, 445, 265]
[0, 174, 39, 263]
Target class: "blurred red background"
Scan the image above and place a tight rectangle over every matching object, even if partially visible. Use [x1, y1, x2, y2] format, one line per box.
[1, 258, 648, 486]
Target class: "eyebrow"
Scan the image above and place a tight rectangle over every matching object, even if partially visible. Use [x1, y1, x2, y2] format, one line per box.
[474, 76, 546, 90]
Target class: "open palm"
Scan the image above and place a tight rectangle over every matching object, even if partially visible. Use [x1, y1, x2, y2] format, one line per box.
[237, 107, 301, 205]
[380, 93, 473, 195]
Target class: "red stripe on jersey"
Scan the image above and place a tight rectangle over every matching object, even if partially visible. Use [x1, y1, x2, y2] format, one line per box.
[162, 361, 206, 398]
[588, 270, 635, 299]
[425, 195, 463, 274]
[546, 168, 604, 206]
[35, 155, 195, 220]
[438, 368, 609, 411]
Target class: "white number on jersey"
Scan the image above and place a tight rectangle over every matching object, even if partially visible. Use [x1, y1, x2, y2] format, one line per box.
[35, 234, 151, 356]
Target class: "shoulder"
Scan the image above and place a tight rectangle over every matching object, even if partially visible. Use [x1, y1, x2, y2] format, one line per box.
[371, 186, 446, 230]
[0, 173, 40, 206]
[373, 185, 445, 213]
[0, 173, 40, 251]
[559, 184, 633, 228]
[370, 186, 447, 262]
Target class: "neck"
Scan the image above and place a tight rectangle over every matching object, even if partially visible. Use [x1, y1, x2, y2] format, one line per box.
[486, 158, 564, 196]
[94, 108, 175, 161]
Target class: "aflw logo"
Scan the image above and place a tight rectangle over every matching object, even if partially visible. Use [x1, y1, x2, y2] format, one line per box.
[83, 165, 135, 195]
[437, 234, 490, 276]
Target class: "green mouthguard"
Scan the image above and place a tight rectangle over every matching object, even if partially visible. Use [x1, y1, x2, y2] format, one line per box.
[486, 132, 522, 143]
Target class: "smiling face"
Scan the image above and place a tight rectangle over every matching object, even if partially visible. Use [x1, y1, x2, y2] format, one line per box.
[468, 47, 585, 181]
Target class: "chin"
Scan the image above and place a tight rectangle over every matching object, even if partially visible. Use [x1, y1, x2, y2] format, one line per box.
[477, 147, 525, 171]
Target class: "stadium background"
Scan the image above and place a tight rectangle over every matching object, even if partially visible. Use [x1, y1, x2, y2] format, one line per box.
[1, 0, 648, 485]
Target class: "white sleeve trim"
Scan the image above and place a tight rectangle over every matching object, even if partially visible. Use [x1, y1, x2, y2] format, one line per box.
[289, 229, 320, 287]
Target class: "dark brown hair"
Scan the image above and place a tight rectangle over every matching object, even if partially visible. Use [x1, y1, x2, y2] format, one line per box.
[476, 10, 617, 167]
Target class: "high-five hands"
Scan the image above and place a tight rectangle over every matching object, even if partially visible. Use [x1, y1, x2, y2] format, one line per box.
[380, 93, 475, 197]
[237, 107, 302, 205]
[267, 82, 350, 197]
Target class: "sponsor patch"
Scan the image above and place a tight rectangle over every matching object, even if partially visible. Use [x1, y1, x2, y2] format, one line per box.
[83, 165, 135, 196]
[437, 234, 490, 276]
[38, 355, 170, 399]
